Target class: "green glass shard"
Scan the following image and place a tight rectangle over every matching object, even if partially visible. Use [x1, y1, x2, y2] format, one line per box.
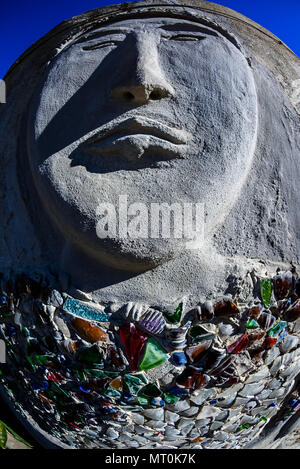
[163, 392, 180, 404]
[260, 278, 273, 308]
[137, 396, 150, 406]
[163, 302, 183, 324]
[139, 337, 169, 371]
[246, 318, 260, 328]
[188, 324, 215, 343]
[78, 345, 103, 364]
[267, 321, 287, 337]
[102, 386, 121, 399]
[26, 356, 36, 372]
[124, 374, 145, 395]
[84, 369, 118, 379]
[138, 383, 162, 398]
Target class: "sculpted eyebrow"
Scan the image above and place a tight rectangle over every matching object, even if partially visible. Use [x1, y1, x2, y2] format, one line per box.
[160, 23, 219, 37]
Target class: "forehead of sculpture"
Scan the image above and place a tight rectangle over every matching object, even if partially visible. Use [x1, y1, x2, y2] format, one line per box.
[72, 13, 242, 51]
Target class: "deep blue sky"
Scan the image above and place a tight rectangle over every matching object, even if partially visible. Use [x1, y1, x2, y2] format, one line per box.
[1, 0, 299, 79]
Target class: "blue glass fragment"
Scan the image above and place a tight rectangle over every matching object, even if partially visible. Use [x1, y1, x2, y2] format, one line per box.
[79, 385, 91, 393]
[150, 397, 165, 406]
[209, 399, 218, 405]
[277, 329, 288, 343]
[63, 297, 110, 322]
[171, 351, 187, 367]
[0, 296, 7, 305]
[167, 385, 189, 397]
[32, 380, 48, 391]
[120, 392, 136, 404]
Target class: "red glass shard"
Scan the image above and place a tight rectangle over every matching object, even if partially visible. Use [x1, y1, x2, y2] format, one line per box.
[119, 322, 148, 371]
[227, 333, 250, 354]
[262, 336, 277, 350]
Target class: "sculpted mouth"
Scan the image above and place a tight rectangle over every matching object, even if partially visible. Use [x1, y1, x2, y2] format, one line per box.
[81, 117, 188, 161]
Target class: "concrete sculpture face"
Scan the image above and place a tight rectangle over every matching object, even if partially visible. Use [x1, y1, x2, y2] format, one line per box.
[27, 16, 257, 271]
[1, 1, 300, 451]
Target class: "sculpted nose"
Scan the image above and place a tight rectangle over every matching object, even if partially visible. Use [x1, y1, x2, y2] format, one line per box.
[110, 32, 174, 105]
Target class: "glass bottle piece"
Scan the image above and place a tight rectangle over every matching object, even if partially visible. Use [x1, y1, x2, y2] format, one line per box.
[119, 322, 148, 372]
[139, 337, 169, 371]
[171, 351, 188, 366]
[260, 278, 273, 308]
[109, 376, 123, 391]
[188, 324, 215, 344]
[273, 274, 293, 300]
[163, 302, 183, 324]
[262, 337, 277, 349]
[163, 392, 180, 404]
[227, 333, 250, 354]
[267, 321, 287, 337]
[77, 344, 103, 364]
[138, 383, 162, 398]
[176, 365, 203, 388]
[214, 300, 240, 317]
[257, 312, 276, 331]
[285, 300, 300, 322]
[247, 304, 263, 319]
[71, 317, 108, 344]
[166, 385, 189, 397]
[123, 374, 145, 395]
[63, 297, 110, 322]
[246, 318, 260, 329]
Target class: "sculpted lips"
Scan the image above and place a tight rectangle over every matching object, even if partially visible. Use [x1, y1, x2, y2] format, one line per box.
[81, 116, 188, 160]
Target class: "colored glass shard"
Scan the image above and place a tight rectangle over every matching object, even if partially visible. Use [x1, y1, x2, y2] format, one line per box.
[163, 302, 183, 324]
[214, 300, 239, 317]
[285, 300, 300, 322]
[246, 318, 260, 329]
[267, 321, 287, 337]
[119, 323, 148, 372]
[247, 304, 263, 319]
[166, 385, 189, 397]
[77, 345, 103, 364]
[210, 356, 233, 376]
[262, 336, 277, 349]
[137, 396, 149, 405]
[109, 376, 123, 391]
[103, 386, 121, 399]
[71, 317, 108, 343]
[248, 330, 266, 344]
[176, 365, 203, 389]
[63, 297, 110, 322]
[84, 369, 118, 379]
[123, 374, 145, 395]
[227, 333, 250, 354]
[138, 383, 162, 398]
[188, 325, 215, 344]
[171, 351, 188, 366]
[139, 337, 169, 371]
[163, 392, 180, 404]
[257, 312, 276, 331]
[260, 278, 273, 308]
[273, 274, 293, 300]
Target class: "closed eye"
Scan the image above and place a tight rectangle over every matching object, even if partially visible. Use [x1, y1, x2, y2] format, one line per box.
[167, 34, 206, 42]
[82, 40, 122, 51]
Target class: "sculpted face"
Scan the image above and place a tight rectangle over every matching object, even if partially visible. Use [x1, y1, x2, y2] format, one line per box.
[27, 16, 258, 270]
